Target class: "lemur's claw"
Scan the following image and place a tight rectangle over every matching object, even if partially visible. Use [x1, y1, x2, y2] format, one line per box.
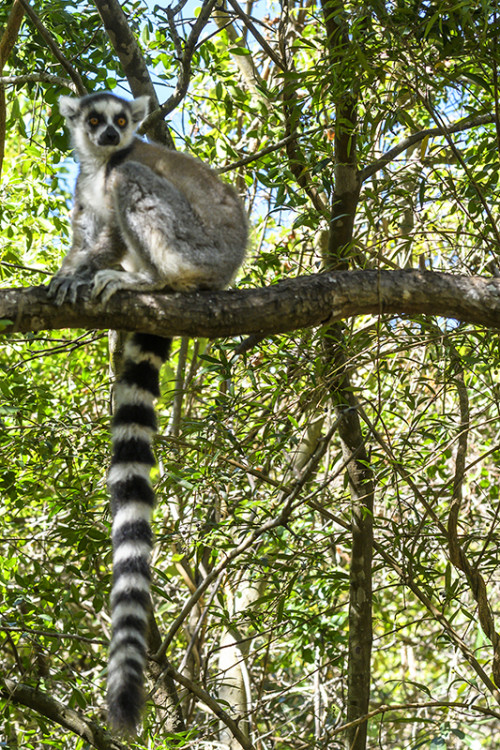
[91, 270, 126, 304]
[47, 275, 88, 306]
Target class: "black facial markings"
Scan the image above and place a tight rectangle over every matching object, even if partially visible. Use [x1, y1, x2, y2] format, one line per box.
[114, 112, 129, 129]
[87, 110, 105, 129]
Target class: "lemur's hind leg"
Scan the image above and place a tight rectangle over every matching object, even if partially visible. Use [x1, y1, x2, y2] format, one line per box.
[91, 269, 168, 304]
[90, 162, 224, 303]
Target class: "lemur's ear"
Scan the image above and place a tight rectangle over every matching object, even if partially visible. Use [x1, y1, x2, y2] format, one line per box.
[59, 95, 81, 120]
[130, 96, 149, 124]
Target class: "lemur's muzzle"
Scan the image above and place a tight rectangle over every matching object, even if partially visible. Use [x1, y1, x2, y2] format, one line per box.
[99, 126, 120, 146]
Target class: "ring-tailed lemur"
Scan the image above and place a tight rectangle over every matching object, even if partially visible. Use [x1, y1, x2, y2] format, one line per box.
[48, 91, 247, 733]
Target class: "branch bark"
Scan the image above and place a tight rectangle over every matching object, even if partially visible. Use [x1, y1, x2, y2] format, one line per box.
[0, 0, 26, 178]
[3, 270, 500, 337]
[446, 345, 500, 685]
[17, 0, 87, 95]
[0, 679, 126, 750]
[320, 5, 371, 745]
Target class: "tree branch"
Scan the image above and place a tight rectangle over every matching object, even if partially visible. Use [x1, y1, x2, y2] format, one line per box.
[360, 113, 496, 183]
[153, 412, 348, 666]
[0, 679, 126, 750]
[0, 1, 24, 67]
[0, 73, 78, 90]
[92, 0, 173, 147]
[160, 663, 255, 750]
[224, 0, 284, 70]
[211, 1, 267, 102]
[3, 270, 500, 337]
[0, 0, 26, 178]
[144, 0, 221, 123]
[146, 614, 186, 733]
[446, 344, 500, 685]
[310, 501, 500, 704]
[17, 0, 87, 95]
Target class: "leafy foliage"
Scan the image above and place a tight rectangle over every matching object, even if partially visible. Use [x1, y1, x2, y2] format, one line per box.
[2, 0, 500, 748]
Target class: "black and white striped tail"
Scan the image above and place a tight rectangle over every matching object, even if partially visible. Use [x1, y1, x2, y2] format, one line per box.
[107, 332, 171, 733]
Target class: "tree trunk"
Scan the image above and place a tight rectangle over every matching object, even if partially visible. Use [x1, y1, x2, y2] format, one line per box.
[320, 3, 374, 746]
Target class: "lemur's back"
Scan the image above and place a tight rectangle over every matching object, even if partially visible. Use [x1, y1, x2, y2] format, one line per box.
[113, 138, 248, 254]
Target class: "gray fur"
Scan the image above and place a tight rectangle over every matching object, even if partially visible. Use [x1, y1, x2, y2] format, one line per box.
[49, 91, 247, 733]
[49, 91, 247, 305]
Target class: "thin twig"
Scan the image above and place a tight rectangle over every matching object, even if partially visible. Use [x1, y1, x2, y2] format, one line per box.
[155, 412, 343, 661]
[328, 700, 500, 739]
[360, 113, 496, 182]
[161, 662, 255, 750]
[17, 0, 87, 94]
[224, 0, 284, 70]
[0, 624, 105, 644]
[141, 0, 220, 127]
[218, 126, 325, 173]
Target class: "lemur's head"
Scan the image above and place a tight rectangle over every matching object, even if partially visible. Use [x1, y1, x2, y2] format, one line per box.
[59, 92, 149, 161]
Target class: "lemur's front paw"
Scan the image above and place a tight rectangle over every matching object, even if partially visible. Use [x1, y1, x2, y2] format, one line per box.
[47, 275, 89, 306]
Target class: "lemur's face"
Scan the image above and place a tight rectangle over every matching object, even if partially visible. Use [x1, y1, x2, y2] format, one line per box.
[59, 93, 149, 156]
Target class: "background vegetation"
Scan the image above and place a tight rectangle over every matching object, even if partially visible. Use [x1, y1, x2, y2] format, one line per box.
[1, 0, 500, 748]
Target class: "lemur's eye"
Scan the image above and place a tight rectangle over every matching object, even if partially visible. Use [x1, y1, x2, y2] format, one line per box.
[88, 116, 99, 127]
[116, 116, 127, 128]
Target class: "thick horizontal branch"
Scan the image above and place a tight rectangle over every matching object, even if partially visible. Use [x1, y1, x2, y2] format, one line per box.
[2, 270, 500, 338]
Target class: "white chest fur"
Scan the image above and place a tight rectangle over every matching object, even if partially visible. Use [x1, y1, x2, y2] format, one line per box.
[78, 164, 113, 221]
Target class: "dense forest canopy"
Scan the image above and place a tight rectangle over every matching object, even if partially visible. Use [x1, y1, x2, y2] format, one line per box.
[2, 1, 500, 749]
